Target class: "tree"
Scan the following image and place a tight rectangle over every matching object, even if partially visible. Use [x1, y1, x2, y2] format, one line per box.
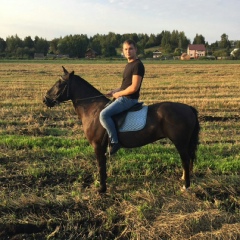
[174, 48, 182, 56]
[1, 31, 230, 58]
[89, 34, 103, 55]
[49, 38, 60, 54]
[213, 49, 228, 58]
[34, 36, 49, 55]
[155, 33, 163, 46]
[0, 38, 6, 54]
[178, 31, 190, 49]
[96, 34, 118, 57]
[58, 34, 89, 58]
[102, 45, 116, 57]
[219, 33, 231, 48]
[161, 31, 172, 52]
[137, 33, 149, 51]
[122, 33, 139, 45]
[170, 30, 179, 49]
[22, 36, 35, 58]
[5, 35, 23, 56]
[105, 32, 119, 48]
[145, 34, 157, 48]
[193, 34, 205, 45]
[23, 36, 34, 49]
[101, 32, 120, 57]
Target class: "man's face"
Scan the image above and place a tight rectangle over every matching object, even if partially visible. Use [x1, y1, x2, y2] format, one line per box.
[123, 43, 137, 61]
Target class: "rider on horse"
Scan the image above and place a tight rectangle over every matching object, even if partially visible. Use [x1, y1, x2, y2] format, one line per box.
[99, 39, 145, 155]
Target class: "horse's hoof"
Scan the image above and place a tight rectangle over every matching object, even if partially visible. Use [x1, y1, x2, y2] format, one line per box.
[181, 185, 188, 192]
[98, 186, 107, 194]
[181, 185, 192, 193]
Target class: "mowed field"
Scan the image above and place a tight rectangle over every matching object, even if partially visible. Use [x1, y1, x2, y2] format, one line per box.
[0, 61, 239, 239]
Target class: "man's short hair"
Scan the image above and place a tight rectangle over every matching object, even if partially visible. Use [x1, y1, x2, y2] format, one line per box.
[123, 39, 137, 48]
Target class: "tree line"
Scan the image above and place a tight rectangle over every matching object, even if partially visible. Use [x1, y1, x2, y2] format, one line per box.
[0, 31, 239, 59]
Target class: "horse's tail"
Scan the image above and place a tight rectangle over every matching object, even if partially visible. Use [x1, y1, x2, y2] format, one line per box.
[189, 107, 200, 162]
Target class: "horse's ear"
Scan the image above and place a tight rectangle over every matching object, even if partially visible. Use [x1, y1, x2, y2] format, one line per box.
[61, 66, 71, 81]
[61, 71, 74, 81]
[62, 66, 69, 75]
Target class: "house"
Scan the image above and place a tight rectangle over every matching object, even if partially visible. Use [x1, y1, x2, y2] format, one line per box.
[187, 44, 206, 59]
[153, 50, 162, 58]
[85, 48, 97, 58]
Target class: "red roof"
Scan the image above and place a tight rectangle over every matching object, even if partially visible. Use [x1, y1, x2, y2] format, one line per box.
[188, 44, 206, 51]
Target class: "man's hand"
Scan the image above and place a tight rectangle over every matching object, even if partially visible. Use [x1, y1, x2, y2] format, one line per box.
[105, 88, 121, 97]
[112, 91, 122, 99]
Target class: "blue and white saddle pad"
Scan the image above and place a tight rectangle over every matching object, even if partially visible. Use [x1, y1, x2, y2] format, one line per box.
[119, 106, 148, 132]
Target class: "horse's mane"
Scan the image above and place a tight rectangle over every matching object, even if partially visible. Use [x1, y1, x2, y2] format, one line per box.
[73, 74, 104, 97]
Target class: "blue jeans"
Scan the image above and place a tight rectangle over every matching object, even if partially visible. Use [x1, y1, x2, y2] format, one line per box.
[99, 97, 138, 143]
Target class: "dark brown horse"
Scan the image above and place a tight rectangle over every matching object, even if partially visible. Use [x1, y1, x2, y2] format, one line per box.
[43, 67, 200, 193]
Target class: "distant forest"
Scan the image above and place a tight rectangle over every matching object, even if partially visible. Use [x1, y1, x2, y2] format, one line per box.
[0, 31, 239, 59]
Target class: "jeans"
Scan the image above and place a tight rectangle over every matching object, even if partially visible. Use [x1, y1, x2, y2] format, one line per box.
[99, 97, 138, 143]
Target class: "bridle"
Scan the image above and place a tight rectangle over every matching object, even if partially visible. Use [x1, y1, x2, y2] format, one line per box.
[44, 75, 71, 106]
[46, 75, 107, 106]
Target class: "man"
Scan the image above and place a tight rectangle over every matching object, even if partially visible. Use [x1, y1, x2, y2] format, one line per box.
[99, 39, 145, 155]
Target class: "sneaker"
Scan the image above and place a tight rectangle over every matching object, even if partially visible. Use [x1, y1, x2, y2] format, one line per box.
[109, 143, 121, 155]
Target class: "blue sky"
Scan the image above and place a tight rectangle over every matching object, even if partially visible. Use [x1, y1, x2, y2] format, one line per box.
[0, 0, 239, 44]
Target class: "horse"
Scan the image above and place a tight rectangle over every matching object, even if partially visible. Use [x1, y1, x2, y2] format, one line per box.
[43, 66, 200, 193]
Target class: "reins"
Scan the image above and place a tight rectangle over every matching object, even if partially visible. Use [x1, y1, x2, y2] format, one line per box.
[73, 95, 106, 103]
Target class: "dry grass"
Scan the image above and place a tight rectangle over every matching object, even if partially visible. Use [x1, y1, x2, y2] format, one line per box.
[0, 61, 239, 239]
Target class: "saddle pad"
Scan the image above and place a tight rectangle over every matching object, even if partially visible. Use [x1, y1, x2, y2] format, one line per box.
[119, 106, 148, 132]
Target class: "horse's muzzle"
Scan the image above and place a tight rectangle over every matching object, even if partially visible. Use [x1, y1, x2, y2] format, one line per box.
[43, 96, 56, 108]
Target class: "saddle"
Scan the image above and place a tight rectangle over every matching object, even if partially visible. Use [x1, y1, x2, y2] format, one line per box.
[113, 102, 143, 126]
[112, 102, 148, 132]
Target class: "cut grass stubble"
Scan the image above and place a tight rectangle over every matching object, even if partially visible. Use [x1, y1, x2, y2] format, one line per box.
[0, 62, 239, 239]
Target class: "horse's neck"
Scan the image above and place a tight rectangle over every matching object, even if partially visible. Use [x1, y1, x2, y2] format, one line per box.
[73, 99, 107, 122]
[71, 77, 108, 137]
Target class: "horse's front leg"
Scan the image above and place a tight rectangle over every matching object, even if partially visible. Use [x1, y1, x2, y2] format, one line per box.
[94, 145, 107, 193]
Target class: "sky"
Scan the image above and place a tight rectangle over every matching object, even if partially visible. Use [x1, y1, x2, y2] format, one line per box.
[0, 0, 239, 44]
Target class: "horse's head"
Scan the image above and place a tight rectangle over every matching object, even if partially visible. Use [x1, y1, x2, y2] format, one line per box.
[43, 66, 74, 107]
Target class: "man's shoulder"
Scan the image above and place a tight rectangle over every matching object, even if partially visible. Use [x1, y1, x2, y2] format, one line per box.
[134, 58, 143, 64]
[127, 59, 144, 67]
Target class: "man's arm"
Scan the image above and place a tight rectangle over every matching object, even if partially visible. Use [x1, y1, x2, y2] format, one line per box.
[105, 87, 122, 97]
[113, 75, 142, 98]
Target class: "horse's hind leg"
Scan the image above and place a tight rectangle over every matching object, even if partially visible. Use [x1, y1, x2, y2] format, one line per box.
[181, 159, 193, 180]
[175, 146, 191, 189]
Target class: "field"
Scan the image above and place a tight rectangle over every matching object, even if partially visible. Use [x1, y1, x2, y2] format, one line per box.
[0, 60, 239, 239]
